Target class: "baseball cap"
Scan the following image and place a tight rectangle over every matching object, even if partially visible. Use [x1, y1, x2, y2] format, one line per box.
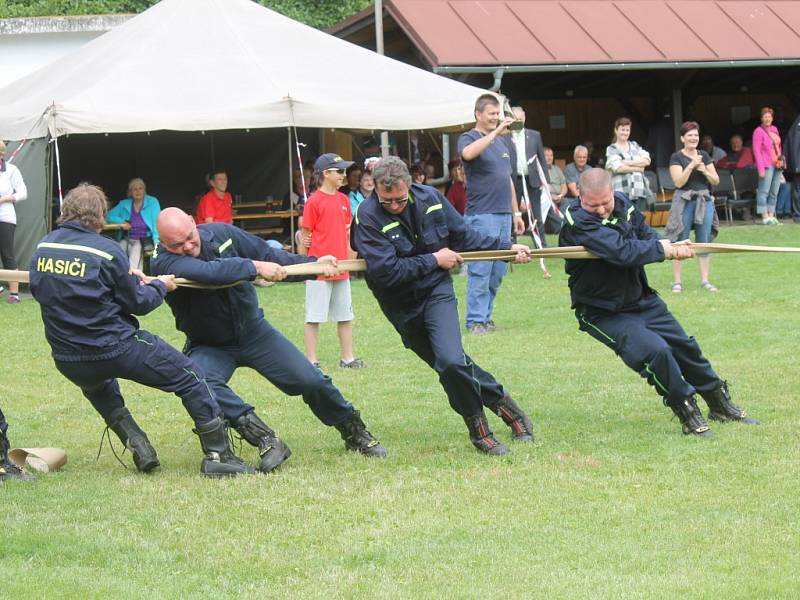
[314, 153, 354, 172]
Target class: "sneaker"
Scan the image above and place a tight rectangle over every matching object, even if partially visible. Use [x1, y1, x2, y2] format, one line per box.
[463, 413, 510, 455]
[488, 394, 534, 442]
[7, 295, 19, 304]
[671, 282, 683, 293]
[340, 358, 366, 369]
[0, 460, 37, 482]
[485, 320, 498, 332]
[0, 285, 5, 295]
[467, 323, 487, 336]
[700, 281, 719, 292]
[701, 381, 759, 425]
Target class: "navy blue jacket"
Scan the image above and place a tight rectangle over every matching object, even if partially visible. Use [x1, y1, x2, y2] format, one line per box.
[558, 192, 665, 312]
[29, 221, 167, 361]
[350, 183, 511, 307]
[150, 223, 314, 346]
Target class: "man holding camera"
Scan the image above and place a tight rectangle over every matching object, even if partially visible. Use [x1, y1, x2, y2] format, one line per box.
[458, 94, 525, 335]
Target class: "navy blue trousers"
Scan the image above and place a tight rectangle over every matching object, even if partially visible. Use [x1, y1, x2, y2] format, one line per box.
[380, 279, 505, 417]
[576, 294, 720, 404]
[55, 330, 220, 427]
[185, 318, 355, 426]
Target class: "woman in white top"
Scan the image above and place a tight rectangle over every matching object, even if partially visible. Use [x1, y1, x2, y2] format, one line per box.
[0, 141, 28, 304]
[605, 117, 652, 211]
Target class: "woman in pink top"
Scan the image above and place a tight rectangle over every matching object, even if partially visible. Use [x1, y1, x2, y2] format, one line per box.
[752, 107, 783, 225]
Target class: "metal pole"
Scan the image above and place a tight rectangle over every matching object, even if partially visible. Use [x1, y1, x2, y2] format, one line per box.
[671, 88, 683, 150]
[375, 0, 390, 157]
[287, 127, 295, 252]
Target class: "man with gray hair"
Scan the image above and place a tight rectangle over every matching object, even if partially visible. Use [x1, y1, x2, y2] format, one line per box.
[558, 168, 758, 438]
[351, 156, 535, 455]
[564, 145, 591, 199]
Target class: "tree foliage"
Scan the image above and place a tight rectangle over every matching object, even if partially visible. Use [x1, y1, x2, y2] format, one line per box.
[0, 0, 372, 29]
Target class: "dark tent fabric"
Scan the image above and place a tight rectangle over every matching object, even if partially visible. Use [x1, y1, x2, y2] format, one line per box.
[6, 139, 49, 279]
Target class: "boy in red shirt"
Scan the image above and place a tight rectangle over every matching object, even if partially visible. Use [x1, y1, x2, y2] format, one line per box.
[300, 154, 365, 369]
[196, 169, 233, 224]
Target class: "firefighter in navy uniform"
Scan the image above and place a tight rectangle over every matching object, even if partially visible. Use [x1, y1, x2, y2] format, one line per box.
[351, 156, 535, 455]
[151, 207, 386, 466]
[0, 407, 36, 482]
[29, 184, 252, 477]
[558, 168, 758, 436]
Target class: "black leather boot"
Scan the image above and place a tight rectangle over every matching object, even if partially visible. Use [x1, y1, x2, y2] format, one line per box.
[668, 397, 713, 438]
[333, 410, 387, 457]
[463, 412, 510, 455]
[0, 430, 36, 482]
[701, 381, 759, 425]
[106, 407, 160, 472]
[194, 417, 256, 478]
[232, 411, 291, 473]
[488, 395, 535, 442]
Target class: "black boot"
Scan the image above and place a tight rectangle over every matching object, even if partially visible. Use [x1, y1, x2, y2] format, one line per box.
[333, 410, 387, 457]
[194, 417, 256, 478]
[232, 411, 292, 473]
[701, 381, 759, 425]
[106, 407, 160, 472]
[0, 430, 36, 482]
[668, 397, 713, 438]
[488, 395, 535, 442]
[463, 413, 510, 455]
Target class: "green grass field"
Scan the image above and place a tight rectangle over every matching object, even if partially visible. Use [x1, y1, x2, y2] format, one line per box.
[2, 224, 799, 599]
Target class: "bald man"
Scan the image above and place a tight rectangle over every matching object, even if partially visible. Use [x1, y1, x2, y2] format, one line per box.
[151, 209, 386, 469]
[559, 168, 757, 438]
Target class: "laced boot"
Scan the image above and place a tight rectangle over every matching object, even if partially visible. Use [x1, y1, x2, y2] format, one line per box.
[701, 381, 760, 425]
[232, 411, 292, 473]
[106, 407, 160, 472]
[0, 430, 36, 482]
[463, 412, 510, 455]
[194, 417, 256, 478]
[334, 410, 387, 457]
[488, 395, 535, 442]
[668, 397, 713, 438]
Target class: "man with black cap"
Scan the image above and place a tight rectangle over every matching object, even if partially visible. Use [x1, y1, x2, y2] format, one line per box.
[299, 153, 365, 369]
[152, 207, 387, 467]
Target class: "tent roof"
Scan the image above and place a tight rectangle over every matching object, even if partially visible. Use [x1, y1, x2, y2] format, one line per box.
[0, 0, 490, 140]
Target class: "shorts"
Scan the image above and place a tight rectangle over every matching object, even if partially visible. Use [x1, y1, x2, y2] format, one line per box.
[305, 278, 354, 323]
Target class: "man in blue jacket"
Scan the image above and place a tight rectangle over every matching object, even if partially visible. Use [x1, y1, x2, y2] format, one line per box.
[151, 208, 386, 469]
[351, 156, 534, 455]
[29, 184, 252, 477]
[559, 168, 758, 437]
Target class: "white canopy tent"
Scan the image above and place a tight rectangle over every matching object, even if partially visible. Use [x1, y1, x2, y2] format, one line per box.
[0, 0, 488, 139]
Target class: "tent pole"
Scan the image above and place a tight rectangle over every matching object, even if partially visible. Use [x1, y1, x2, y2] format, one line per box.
[287, 127, 295, 252]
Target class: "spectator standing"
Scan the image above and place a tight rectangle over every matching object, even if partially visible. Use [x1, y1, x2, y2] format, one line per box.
[505, 106, 556, 243]
[458, 94, 524, 335]
[605, 117, 653, 212]
[196, 169, 233, 224]
[715, 135, 755, 171]
[0, 140, 27, 304]
[752, 107, 784, 225]
[300, 153, 365, 369]
[783, 113, 800, 223]
[106, 178, 161, 271]
[545, 147, 568, 212]
[348, 170, 374, 218]
[564, 145, 592, 199]
[666, 121, 720, 293]
[445, 159, 467, 215]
